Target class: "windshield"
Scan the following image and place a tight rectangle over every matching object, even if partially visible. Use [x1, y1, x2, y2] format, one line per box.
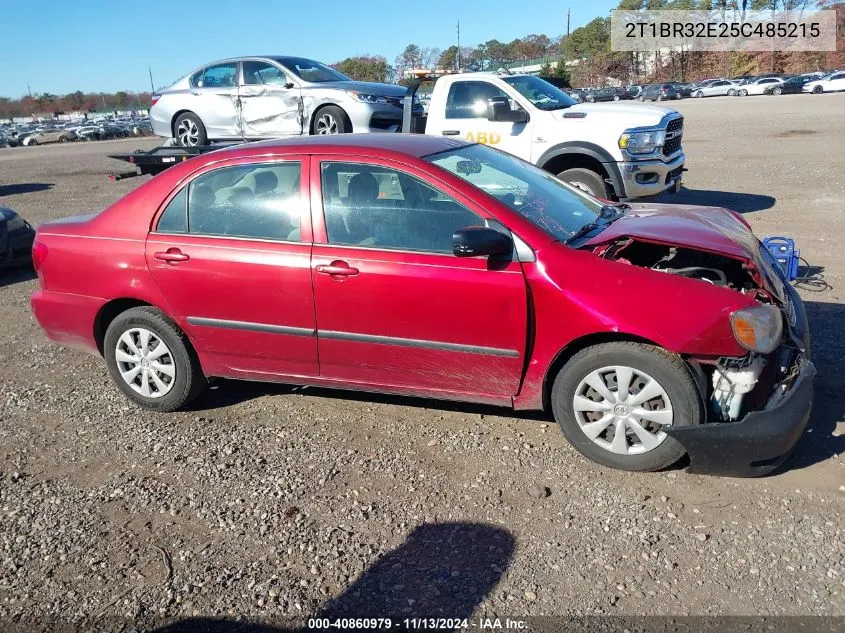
[274, 57, 349, 83]
[501, 76, 576, 111]
[425, 143, 605, 242]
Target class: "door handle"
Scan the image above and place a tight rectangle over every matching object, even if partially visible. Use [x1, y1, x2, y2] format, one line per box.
[316, 261, 359, 277]
[154, 248, 190, 263]
[442, 130, 460, 136]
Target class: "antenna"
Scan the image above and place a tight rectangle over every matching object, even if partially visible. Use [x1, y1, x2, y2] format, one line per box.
[149, 67, 155, 93]
[456, 20, 461, 71]
[567, 8, 570, 37]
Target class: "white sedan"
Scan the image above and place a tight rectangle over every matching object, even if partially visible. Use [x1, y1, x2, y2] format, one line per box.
[737, 77, 784, 96]
[803, 71, 845, 94]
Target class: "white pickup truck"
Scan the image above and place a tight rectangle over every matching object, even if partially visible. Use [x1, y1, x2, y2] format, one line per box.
[418, 72, 685, 200]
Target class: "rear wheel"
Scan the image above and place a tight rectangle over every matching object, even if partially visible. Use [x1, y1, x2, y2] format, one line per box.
[813, 85, 823, 94]
[557, 167, 608, 199]
[551, 342, 702, 472]
[613, 94, 620, 101]
[637, 95, 645, 102]
[656, 94, 663, 101]
[694, 90, 703, 98]
[59, 136, 69, 143]
[738, 89, 748, 96]
[727, 88, 736, 96]
[174, 112, 207, 147]
[104, 306, 206, 412]
[313, 105, 349, 135]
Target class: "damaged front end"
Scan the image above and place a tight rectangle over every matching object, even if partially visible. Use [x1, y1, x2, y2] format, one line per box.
[588, 232, 814, 476]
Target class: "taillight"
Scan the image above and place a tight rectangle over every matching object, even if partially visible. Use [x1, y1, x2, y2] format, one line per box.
[150, 94, 161, 107]
[32, 240, 48, 272]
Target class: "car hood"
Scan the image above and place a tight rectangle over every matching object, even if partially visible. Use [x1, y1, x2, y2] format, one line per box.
[303, 80, 407, 97]
[585, 202, 785, 300]
[562, 103, 677, 127]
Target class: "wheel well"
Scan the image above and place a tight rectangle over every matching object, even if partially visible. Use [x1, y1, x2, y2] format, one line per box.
[170, 110, 193, 136]
[93, 298, 152, 355]
[541, 332, 660, 411]
[541, 153, 609, 185]
[309, 104, 350, 134]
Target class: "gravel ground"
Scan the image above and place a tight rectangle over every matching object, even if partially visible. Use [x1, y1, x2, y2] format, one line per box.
[0, 95, 843, 631]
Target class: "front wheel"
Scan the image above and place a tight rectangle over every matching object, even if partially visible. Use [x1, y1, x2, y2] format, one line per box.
[313, 105, 349, 135]
[772, 87, 782, 95]
[813, 85, 823, 94]
[656, 94, 663, 101]
[738, 89, 748, 96]
[637, 95, 645, 102]
[727, 89, 736, 96]
[557, 167, 608, 199]
[613, 95, 620, 101]
[174, 112, 207, 147]
[551, 342, 702, 472]
[694, 90, 703, 98]
[104, 306, 206, 412]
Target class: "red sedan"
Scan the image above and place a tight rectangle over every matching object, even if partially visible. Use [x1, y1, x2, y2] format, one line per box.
[30, 135, 813, 476]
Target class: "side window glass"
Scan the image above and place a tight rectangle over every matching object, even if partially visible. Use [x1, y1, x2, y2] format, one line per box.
[200, 63, 238, 88]
[187, 162, 302, 241]
[189, 68, 205, 89]
[157, 187, 188, 233]
[320, 162, 483, 254]
[243, 61, 288, 86]
[446, 81, 512, 119]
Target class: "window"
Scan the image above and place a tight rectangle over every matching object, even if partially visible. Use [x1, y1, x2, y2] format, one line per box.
[189, 68, 205, 89]
[243, 61, 289, 86]
[274, 57, 349, 83]
[157, 187, 188, 233]
[446, 81, 515, 119]
[196, 63, 238, 88]
[155, 162, 302, 240]
[831, 74, 845, 80]
[320, 162, 482, 254]
[502, 76, 575, 111]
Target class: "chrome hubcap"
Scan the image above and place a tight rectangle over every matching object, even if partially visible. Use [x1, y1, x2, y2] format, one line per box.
[316, 114, 338, 135]
[572, 365, 673, 455]
[115, 328, 176, 399]
[177, 119, 200, 146]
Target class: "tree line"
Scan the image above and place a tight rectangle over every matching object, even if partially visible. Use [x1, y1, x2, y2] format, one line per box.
[4, 0, 843, 117]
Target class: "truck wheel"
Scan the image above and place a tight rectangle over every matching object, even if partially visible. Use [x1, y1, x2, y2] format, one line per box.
[557, 168, 608, 199]
[313, 106, 349, 135]
[174, 112, 207, 147]
[104, 307, 206, 412]
[551, 342, 702, 472]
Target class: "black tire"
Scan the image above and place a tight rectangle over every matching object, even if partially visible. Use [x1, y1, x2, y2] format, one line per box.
[812, 85, 823, 94]
[312, 105, 350, 135]
[550, 342, 702, 472]
[738, 89, 748, 97]
[174, 111, 207, 147]
[613, 94, 620, 101]
[694, 90, 703, 98]
[772, 87, 782, 95]
[104, 306, 206, 412]
[656, 94, 663, 101]
[59, 136, 69, 143]
[637, 95, 645, 102]
[28, 139, 38, 146]
[557, 167, 608, 199]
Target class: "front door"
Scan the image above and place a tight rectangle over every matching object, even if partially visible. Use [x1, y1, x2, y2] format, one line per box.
[440, 79, 533, 160]
[239, 60, 303, 138]
[190, 62, 241, 139]
[310, 158, 528, 402]
[145, 157, 316, 379]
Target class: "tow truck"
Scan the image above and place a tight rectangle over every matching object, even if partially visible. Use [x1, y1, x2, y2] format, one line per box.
[111, 70, 685, 200]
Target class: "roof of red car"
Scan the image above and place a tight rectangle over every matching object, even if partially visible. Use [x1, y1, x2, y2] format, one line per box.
[229, 133, 472, 158]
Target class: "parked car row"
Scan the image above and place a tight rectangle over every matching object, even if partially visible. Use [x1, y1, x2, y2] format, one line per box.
[0, 116, 153, 148]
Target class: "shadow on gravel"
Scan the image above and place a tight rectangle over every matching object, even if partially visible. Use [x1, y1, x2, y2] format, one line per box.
[145, 522, 515, 633]
[0, 182, 53, 197]
[193, 379, 550, 423]
[777, 300, 845, 473]
[0, 265, 36, 288]
[653, 186, 775, 213]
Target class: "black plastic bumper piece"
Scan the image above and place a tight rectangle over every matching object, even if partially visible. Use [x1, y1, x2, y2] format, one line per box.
[665, 359, 815, 477]
[0, 225, 35, 268]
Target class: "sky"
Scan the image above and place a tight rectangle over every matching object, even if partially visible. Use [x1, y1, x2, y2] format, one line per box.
[0, 0, 617, 98]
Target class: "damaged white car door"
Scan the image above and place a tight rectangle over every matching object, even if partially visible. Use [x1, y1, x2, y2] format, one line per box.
[191, 62, 241, 139]
[238, 59, 304, 139]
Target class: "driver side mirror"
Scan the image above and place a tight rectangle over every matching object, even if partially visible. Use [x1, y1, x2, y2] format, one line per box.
[452, 226, 513, 258]
[487, 97, 529, 123]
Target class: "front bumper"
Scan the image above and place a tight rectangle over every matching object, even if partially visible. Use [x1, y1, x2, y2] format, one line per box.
[613, 151, 685, 199]
[345, 101, 422, 133]
[666, 358, 815, 477]
[0, 224, 35, 268]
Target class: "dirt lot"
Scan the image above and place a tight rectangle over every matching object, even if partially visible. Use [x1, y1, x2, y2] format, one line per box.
[1, 95, 844, 631]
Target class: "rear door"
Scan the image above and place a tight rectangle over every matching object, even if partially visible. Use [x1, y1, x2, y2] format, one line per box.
[189, 62, 241, 139]
[828, 72, 845, 90]
[309, 157, 528, 402]
[145, 157, 317, 379]
[238, 60, 303, 138]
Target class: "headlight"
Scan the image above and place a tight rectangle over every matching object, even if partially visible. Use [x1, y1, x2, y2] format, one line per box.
[349, 92, 391, 104]
[618, 129, 665, 154]
[731, 305, 783, 353]
[5, 214, 26, 232]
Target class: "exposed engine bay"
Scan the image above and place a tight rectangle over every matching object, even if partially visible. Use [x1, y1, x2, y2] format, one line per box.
[592, 238, 760, 293]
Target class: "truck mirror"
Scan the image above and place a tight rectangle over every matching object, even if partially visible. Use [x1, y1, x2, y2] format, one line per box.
[487, 97, 529, 123]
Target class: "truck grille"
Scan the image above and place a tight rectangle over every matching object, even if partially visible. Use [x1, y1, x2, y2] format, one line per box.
[663, 116, 683, 156]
